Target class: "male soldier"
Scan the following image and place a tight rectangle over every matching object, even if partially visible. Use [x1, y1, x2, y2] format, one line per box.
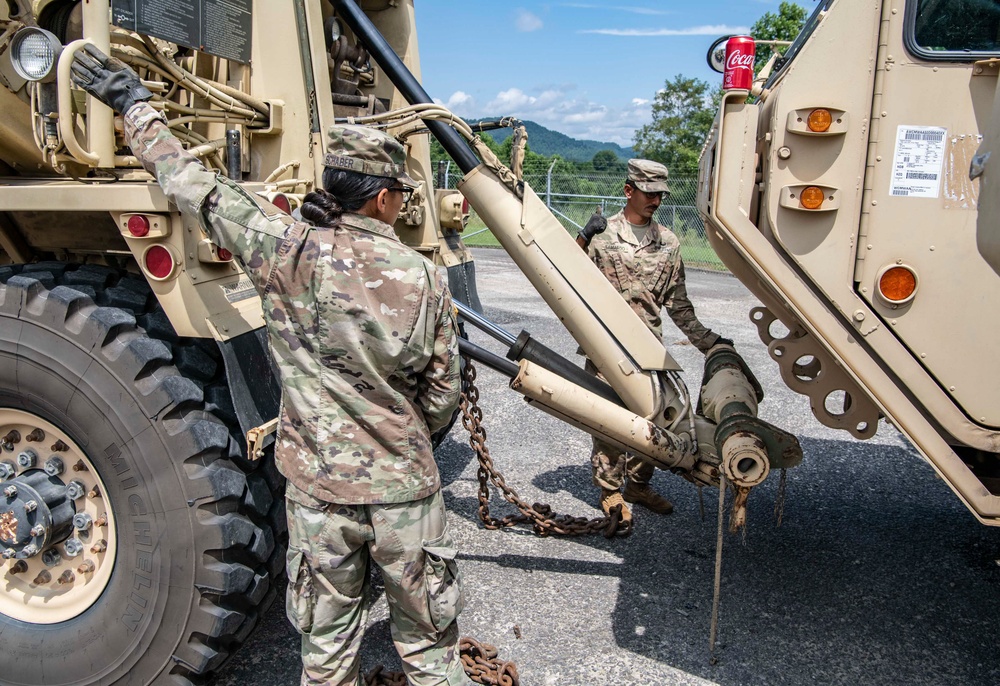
[576, 159, 730, 522]
[72, 46, 468, 685]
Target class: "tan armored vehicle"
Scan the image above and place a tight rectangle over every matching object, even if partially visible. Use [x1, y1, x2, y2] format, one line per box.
[0, 0, 798, 683]
[699, 0, 1000, 524]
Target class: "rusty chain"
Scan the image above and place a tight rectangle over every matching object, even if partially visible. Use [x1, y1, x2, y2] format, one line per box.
[363, 637, 518, 686]
[459, 357, 631, 539]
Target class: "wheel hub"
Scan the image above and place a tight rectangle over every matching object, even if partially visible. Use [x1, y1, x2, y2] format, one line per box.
[0, 410, 117, 624]
[0, 469, 75, 558]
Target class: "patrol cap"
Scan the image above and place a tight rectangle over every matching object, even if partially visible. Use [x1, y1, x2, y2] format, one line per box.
[627, 158, 670, 194]
[324, 124, 418, 188]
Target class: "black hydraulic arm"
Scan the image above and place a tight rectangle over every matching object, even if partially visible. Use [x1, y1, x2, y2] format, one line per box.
[332, 0, 480, 174]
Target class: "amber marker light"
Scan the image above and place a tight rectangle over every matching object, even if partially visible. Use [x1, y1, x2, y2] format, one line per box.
[800, 186, 825, 209]
[807, 108, 832, 132]
[878, 266, 917, 303]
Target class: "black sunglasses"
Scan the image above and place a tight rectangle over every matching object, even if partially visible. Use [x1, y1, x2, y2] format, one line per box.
[627, 182, 669, 201]
[388, 186, 413, 202]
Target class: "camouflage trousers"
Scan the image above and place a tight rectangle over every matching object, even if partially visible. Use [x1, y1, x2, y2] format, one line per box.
[285, 483, 468, 686]
[584, 359, 655, 490]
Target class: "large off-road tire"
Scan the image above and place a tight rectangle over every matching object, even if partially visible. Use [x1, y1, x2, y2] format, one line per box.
[0, 263, 284, 685]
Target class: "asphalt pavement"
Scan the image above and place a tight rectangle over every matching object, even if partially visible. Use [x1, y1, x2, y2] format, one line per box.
[214, 248, 1000, 686]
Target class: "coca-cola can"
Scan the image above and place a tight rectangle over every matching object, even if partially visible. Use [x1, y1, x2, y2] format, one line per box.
[723, 35, 756, 91]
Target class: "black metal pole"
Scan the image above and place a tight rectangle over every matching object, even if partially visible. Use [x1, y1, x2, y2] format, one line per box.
[459, 338, 520, 379]
[332, 0, 481, 174]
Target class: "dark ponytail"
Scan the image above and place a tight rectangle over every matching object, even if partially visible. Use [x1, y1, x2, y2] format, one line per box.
[300, 188, 343, 228]
[300, 168, 396, 228]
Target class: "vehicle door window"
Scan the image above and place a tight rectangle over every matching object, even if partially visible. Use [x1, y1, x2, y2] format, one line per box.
[909, 0, 1000, 57]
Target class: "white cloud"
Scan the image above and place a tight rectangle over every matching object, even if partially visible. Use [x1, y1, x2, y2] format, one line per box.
[515, 9, 543, 32]
[581, 24, 749, 36]
[445, 91, 474, 110]
[445, 84, 653, 147]
[561, 3, 672, 15]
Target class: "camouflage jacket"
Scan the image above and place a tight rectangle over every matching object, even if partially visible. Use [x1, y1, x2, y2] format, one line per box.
[587, 211, 719, 352]
[125, 103, 460, 505]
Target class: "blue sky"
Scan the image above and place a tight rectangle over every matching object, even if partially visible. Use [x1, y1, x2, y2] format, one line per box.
[413, 1, 807, 147]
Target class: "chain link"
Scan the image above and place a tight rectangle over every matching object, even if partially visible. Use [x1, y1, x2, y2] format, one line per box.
[459, 357, 631, 538]
[363, 637, 518, 686]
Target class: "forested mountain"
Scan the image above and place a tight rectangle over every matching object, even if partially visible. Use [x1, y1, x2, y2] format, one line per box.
[475, 120, 633, 163]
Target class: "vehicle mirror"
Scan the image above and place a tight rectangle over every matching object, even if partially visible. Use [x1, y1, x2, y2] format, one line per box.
[706, 35, 732, 74]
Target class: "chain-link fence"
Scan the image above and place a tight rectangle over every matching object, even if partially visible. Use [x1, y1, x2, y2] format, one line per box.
[434, 163, 723, 270]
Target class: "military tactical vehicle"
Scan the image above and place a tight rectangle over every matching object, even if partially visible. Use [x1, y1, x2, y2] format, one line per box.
[0, 0, 476, 682]
[0, 0, 800, 683]
[699, 0, 1000, 525]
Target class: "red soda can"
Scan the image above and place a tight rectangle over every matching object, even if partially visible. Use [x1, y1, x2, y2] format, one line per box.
[723, 36, 756, 90]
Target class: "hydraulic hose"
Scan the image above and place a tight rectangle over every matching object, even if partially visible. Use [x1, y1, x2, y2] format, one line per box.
[332, 0, 480, 173]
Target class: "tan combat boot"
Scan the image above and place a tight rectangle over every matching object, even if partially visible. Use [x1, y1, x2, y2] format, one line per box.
[600, 488, 632, 523]
[623, 482, 674, 515]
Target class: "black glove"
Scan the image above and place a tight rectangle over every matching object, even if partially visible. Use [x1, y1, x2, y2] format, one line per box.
[70, 44, 153, 115]
[578, 211, 607, 244]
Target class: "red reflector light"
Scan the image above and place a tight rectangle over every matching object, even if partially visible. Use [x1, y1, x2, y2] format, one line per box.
[127, 214, 150, 237]
[272, 194, 291, 214]
[217, 246, 233, 261]
[144, 245, 174, 279]
[461, 198, 469, 214]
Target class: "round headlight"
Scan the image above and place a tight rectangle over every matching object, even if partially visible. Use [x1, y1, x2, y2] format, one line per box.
[10, 28, 63, 83]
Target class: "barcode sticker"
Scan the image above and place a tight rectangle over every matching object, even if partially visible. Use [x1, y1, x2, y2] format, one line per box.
[904, 130, 945, 142]
[889, 126, 946, 199]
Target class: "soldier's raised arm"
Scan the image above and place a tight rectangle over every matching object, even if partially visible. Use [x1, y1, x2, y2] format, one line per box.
[73, 45, 289, 296]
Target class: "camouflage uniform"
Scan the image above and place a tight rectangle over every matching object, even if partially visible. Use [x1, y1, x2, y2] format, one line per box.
[585, 166, 719, 491]
[124, 104, 466, 685]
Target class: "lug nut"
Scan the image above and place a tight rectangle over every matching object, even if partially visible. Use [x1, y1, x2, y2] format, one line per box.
[0, 462, 14, 481]
[50, 440, 68, 453]
[2, 548, 15, 559]
[87, 485, 101, 499]
[9, 559, 27, 574]
[23, 500, 37, 513]
[3, 485, 16, 498]
[90, 539, 107, 554]
[16, 449, 36, 468]
[21, 543, 39, 557]
[66, 480, 85, 500]
[0, 441, 11, 453]
[41, 548, 61, 567]
[57, 570, 75, 585]
[25, 429, 44, 443]
[30, 524, 47, 538]
[71, 459, 87, 472]
[63, 538, 84, 557]
[77, 559, 95, 574]
[94, 513, 108, 527]
[32, 570, 51, 584]
[72, 513, 92, 532]
[2, 430, 20, 445]
[43, 456, 64, 476]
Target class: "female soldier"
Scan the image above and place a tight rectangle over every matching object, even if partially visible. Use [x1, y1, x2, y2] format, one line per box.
[72, 45, 467, 686]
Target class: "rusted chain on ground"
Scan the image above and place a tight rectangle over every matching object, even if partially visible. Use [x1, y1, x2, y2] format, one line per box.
[363, 637, 518, 685]
[459, 357, 631, 538]
[460, 636, 519, 685]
